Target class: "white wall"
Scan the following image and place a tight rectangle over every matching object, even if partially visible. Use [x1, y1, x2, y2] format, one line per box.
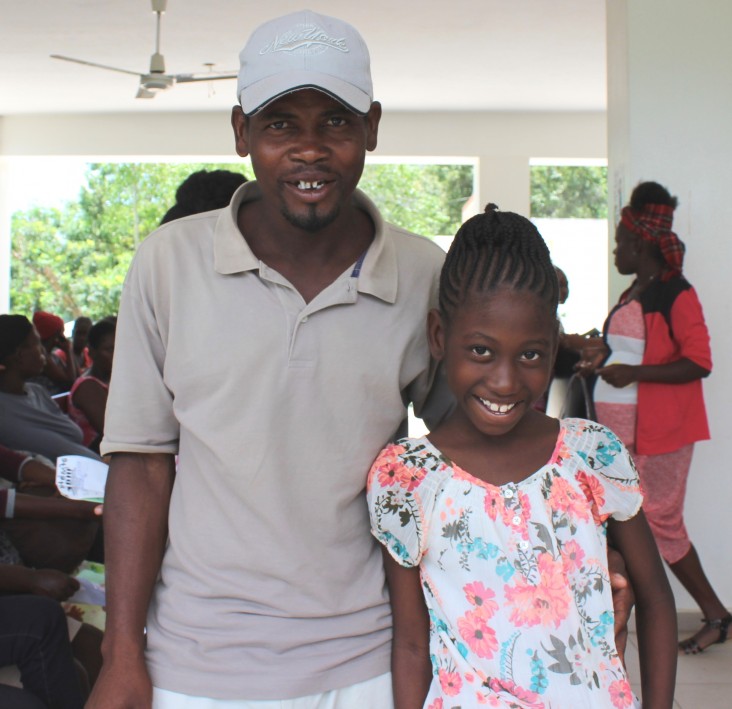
[608, 0, 732, 609]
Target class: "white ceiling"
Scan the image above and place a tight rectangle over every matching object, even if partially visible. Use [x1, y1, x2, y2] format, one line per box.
[0, 0, 607, 116]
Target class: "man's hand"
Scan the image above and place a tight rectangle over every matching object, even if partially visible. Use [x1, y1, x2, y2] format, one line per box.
[608, 547, 635, 665]
[597, 364, 637, 388]
[29, 569, 80, 601]
[85, 653, 153, 709]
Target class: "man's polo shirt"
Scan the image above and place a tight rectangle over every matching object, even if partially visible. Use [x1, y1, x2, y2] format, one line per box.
[102, 182, 449, 699]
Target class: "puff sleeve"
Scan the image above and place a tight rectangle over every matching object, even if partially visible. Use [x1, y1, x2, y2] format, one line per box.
[568, 419, 643, 523]
[366, 440, 436, 568]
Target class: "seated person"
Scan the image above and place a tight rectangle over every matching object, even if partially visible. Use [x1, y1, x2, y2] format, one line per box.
[56, 316, 93, 373]
[0, 315, 101, 462]
[0, 564, 102, 696]
[28, 311, 78, 396]
[0, 595, 87, 708]
[0, 465, 103, 697]
[0, 442, 103, 575]
[68, 319, 115, 452]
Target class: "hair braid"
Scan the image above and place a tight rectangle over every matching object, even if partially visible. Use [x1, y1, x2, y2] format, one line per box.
[438, 204, 558, 318]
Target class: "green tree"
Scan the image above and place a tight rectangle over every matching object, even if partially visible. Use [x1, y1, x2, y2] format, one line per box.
[10, 162, 247, 321]
[530, 165, 607, 219]
[360, 163, 473, 236]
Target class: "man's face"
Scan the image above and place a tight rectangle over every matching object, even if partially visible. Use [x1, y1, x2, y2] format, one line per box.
[232, 89, 381, 233]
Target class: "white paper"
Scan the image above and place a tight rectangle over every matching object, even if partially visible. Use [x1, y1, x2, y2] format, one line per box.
[55, 455, 108, 501]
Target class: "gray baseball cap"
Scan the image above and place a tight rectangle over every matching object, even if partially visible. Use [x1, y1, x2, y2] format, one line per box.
[237, 9, 373, 115]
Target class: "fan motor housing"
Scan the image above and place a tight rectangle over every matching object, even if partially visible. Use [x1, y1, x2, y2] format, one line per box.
[141, 74, 174, 91]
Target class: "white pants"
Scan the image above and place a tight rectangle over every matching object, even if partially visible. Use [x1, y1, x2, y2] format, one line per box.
[152, 673, 393, 709]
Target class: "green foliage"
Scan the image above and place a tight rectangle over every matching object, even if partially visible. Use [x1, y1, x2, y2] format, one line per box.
[10, 162, 247, 321]
[360, 163, 474, 237]
[530, 165, 607, 219]
[9, 161, 473, 322]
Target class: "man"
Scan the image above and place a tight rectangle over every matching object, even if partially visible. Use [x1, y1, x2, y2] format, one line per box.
[88, 10, 447, 708]
[88, 10, 632, 708]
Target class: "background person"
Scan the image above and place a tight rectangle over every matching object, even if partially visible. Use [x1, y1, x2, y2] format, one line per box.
[159, 169, 248, 225]
[580, 181, 727, 655]
[0, 315, 101, 463]
[29, 311, 78, 395]
[57, 316, 93, 373]
[0, 595, 87, 709]
[68, 318, 116, 452]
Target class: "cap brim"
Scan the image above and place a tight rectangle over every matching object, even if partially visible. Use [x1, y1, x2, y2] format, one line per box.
[240, 71, 371, 115]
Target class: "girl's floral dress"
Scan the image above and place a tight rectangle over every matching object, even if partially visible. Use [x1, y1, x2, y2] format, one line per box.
[367, 418, 642, 709]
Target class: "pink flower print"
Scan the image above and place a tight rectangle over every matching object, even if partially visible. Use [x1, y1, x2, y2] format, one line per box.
[576, 470, 607, 524]
[438, 669, 462, 696]
[494, 491, 532, 532]
[463, 581, 499, 618]
[375, 461, 401, 488]
[518, 491, 532, 519]
[484, 487, 506, 521]
[458, 609, 498, 658]
[554, 440, 571, 465]
[427, 699, 444, 709]
[609, 679, 634, 708]
[368, 444, 405, 488]
[488, 678, 545, 708]
[548, 476, 590, 522]
[393, 462, 427, 491]
[504, 553, 571, 628]
[561, 539, 585, 572]
[440, 497, 458, 522]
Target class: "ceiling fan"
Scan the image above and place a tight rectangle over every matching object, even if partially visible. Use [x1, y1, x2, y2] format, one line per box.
[51, 0, 237, 99]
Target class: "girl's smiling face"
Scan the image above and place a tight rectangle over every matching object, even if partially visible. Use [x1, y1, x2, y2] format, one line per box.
[428, 288, 557, 441]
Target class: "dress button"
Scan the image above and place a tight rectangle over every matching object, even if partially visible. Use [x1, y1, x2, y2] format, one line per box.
[504, 488, 514, 499]
[519, 540, 529, 550]
[512, 515, 522, 526]
[301, 316, 309, 323]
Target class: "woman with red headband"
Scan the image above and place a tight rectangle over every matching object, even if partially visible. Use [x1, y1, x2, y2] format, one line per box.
[580, 181, 728, 654]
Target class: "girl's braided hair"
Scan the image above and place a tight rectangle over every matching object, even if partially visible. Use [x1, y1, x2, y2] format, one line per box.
[438, 204, 559, 318]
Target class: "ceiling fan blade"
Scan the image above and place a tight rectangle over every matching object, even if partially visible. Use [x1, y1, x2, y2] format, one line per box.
[51, 54, 141, 78]
[174, 73, 238, 84]
[136, 86, 156, 99]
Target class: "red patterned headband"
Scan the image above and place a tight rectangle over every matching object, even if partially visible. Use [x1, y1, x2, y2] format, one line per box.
[620, 204, 684, 277]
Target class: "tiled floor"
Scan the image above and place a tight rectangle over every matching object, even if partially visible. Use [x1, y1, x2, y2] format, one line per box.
[624, 614, 732, 707]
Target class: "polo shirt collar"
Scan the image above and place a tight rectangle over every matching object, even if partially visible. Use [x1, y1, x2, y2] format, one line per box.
[213, 182, 398, 304]
[213, 182, 261, 275]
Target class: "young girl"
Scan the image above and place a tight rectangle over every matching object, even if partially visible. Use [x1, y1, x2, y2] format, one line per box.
[367, 205, 677, 708]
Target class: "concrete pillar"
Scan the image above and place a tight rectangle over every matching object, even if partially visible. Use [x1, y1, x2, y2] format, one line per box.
[606, 0, 732, 608]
